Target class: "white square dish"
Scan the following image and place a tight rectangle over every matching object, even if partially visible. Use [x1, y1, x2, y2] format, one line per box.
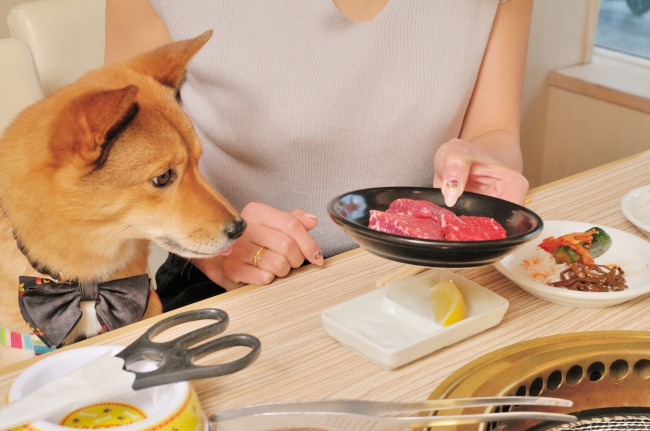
[321, 269, 509, 370]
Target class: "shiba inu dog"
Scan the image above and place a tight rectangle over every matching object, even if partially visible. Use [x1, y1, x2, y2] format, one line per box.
[0, 31, 244, 367]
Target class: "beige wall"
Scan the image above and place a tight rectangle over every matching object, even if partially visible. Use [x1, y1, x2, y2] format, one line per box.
[542, 87, 650, 185]
[520, 0, 595, 188]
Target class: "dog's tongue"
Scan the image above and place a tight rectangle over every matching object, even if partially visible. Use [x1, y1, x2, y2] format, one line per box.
[219, 245, 233, 256]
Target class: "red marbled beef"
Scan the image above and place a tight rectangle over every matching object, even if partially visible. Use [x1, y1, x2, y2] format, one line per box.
[368, 210, 445, 240]
[368, 198, 507, 241]
[386, 198, 455, 226]
[443, 215, 507, 241]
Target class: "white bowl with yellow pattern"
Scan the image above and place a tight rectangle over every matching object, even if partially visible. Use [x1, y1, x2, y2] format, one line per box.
[6, 345, 207, 430]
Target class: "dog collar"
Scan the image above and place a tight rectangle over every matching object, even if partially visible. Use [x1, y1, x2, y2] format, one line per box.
[0, 324, 55, 356]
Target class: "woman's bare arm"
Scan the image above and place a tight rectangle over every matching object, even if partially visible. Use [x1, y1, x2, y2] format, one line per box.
[105, 0, 172, 65]
[459, 0, 534, 171]
[434, 0, 533, 206]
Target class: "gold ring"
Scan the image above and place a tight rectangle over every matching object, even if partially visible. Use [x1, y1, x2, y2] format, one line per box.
[252, 246, 266, 267]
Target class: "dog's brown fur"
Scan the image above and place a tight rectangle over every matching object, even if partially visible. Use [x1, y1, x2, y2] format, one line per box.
[0, 31, 243, 367]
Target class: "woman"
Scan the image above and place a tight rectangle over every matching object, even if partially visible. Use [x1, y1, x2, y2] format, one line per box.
[105, 0, 532, 308]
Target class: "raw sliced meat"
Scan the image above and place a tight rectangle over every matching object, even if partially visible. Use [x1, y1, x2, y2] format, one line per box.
[386, 198, 455, 226]
[368, 210, 445, 240]
[443, 215, 507, 241]
[368, 198, 508, 241]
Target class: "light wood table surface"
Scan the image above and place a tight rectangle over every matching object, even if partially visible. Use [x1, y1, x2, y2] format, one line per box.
[2, 151, 650, 422]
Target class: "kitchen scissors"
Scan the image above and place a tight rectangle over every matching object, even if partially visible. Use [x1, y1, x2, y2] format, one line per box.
[116, 308, 261, 390]
[0, 308, 261, 431]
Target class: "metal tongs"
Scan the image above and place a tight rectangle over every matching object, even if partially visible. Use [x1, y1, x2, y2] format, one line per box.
[209, 396, 576, 430]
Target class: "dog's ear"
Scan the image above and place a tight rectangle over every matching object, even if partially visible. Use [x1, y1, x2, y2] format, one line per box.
[50, 85, 140, 167]
[126, 30, 213, 90]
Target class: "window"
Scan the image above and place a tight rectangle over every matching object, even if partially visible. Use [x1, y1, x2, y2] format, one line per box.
[595, 0, 650, 60]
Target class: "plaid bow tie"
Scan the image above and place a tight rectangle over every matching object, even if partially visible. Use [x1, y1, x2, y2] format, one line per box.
[18, 275, 150, 348]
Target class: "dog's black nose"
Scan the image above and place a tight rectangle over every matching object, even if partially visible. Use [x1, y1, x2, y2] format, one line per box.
[225, 218, 247, 239]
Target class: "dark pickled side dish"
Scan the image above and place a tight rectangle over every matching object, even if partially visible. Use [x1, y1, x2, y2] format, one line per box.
[550, 263, 626, 292]
[540, 227, 626, 292]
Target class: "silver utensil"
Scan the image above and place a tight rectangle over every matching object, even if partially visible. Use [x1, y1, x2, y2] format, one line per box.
[209, 396, 577, 431]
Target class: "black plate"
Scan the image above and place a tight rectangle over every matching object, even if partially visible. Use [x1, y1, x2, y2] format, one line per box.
[327, 187, 543, 268]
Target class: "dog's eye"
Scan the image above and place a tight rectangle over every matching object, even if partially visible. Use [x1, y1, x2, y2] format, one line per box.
[151, 169, 175, 188]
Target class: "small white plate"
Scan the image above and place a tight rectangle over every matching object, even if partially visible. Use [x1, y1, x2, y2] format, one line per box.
[494, 220, 650, 307]
[321, 269, 509, 370]
[621, 184, 650, 240]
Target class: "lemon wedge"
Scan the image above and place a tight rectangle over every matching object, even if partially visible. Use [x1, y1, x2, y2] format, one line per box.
[429, 280, 467, 326]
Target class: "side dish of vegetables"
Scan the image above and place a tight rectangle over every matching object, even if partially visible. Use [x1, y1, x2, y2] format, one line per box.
[523, 227, 627, 292]
[539, 227, 612, 265]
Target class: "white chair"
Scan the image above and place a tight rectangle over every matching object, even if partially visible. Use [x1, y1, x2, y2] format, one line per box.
[0, 38, 43, 134]
[5, 0, 169, 283]
[7, 0, 105, 96]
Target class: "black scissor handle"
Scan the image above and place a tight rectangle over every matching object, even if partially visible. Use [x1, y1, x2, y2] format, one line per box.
[132, 333, 261, 390]
[117, 309, 229, 362]
[152, 308, 230, 349]
[116, 309, 261, 390]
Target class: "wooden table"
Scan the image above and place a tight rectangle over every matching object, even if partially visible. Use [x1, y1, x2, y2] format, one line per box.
[3, 151, 650, 422]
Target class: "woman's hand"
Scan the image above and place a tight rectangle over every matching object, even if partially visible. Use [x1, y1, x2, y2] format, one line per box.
[433, 0, 534, 208]
[191, 202, 323, 290]
[433, 137, 529, 207]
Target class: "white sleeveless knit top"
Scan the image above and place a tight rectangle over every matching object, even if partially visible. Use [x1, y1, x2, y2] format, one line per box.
[150, 0, 502, 257]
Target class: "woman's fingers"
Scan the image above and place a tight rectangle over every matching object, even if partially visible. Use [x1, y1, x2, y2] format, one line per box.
[289, 208, 319, 231]
[242, 203, 323, 266]
[434, 150, 471, 207]
[195, 203, 325, 290]
[223, 223, 314, 286]
[222, 244, 291, 286]
[241, 222, 306, 268]
[434, 139, 528, 207]
[463, 163, 529, 204]
[212, 243, 291, 288]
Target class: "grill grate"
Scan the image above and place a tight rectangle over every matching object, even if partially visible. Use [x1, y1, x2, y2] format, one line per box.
[425, 333, 650, 431]
[524, 409, 650, 431]
[547, 415, 650, 431]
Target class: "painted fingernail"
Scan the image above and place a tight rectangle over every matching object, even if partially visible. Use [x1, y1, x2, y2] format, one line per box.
[446, 178, 460, 190]
[313, 250, 322, 260]
[444, 179, 460, 207]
